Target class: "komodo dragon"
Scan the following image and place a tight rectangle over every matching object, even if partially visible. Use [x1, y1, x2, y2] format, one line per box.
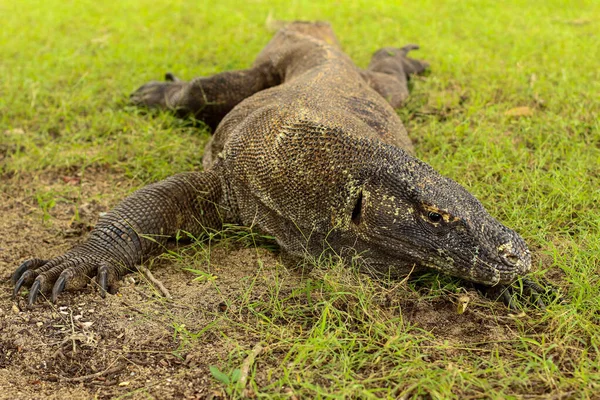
[12, 22, 543, 307]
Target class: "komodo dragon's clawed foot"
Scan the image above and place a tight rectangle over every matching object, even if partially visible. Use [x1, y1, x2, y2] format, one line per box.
[371, 44, 430, 77]
[12, 255, 127, 306]
[397, 44, 430, 76]
[130, 78, 183, 109]
[479, 277, 560, 310]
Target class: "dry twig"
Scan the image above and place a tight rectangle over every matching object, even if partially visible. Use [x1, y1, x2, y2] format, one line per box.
[139, 266, 172, 299]
[239, 342, 264, 388]
[60, 364, 126, 382]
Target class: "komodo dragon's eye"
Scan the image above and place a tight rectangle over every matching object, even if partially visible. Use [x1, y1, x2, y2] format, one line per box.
[427, 212, 443, 223]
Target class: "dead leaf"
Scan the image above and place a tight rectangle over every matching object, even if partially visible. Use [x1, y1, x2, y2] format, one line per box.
[505, 106, 533, 117]
[4, 128, 25, 135]
[91, 34, 111, 44]
[565, 18, 592, 26]
[61, 176, 81, 185]
[456, 295, 470, 314]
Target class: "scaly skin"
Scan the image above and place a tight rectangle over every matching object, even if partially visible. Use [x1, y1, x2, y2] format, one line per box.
[13, 22, 542, 307]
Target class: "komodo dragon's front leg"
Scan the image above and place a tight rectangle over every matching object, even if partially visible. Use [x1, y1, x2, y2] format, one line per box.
[130, 67, 280, 130]
[12, 171, 230, 305]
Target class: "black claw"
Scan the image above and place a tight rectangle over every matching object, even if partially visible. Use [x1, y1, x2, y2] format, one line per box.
[98, 265, 108, 298]
[502, 290, 516, 310]
[535, 295, 546, 310]
[400, 44, 420, 55]
[165, 72, 180, 82]
[12, 263, 30, 285]
[52, 274, 68, 303]
[522, 278, 545, 294]
[13, 275, 27, 299]
[28, 280, 41, 306]
[527, 284, 547, 310]
[12, 259, 46, 284]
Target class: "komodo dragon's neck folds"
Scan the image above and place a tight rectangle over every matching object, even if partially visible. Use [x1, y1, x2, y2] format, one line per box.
[13, 21, 534, 306]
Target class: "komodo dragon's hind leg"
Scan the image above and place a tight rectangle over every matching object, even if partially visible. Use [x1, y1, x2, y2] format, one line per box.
[361, 44, 430, 109]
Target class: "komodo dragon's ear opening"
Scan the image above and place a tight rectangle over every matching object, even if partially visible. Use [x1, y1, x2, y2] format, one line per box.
[351, 190, 363, 225]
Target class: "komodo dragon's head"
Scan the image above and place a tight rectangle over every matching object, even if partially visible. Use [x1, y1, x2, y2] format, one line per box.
[345, 144, 531, 286]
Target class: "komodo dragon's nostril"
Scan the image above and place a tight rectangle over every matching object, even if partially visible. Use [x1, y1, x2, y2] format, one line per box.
[497, 242, 522, 266]
[504, 254, 520, 265]
[498, 243, 520, 266]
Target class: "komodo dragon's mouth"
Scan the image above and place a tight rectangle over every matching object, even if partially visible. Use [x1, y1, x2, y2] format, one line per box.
[422, 245, 532, 286]
[352, 228, 528, 286]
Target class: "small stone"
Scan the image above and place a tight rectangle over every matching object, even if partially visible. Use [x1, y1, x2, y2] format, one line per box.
[12, 304, 20, 314]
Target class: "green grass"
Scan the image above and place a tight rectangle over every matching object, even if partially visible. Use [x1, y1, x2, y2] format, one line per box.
[1, 0, 599, 398]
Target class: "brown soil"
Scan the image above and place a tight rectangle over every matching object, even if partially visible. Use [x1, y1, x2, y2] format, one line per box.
[0, 168, 521, 399]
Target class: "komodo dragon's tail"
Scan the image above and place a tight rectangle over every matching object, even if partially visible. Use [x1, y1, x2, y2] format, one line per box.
[265, 17, 342, 48]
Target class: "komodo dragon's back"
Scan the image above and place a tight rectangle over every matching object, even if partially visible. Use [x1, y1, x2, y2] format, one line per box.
[12, 22, 536, 306]
[205, 22, 414, 165]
